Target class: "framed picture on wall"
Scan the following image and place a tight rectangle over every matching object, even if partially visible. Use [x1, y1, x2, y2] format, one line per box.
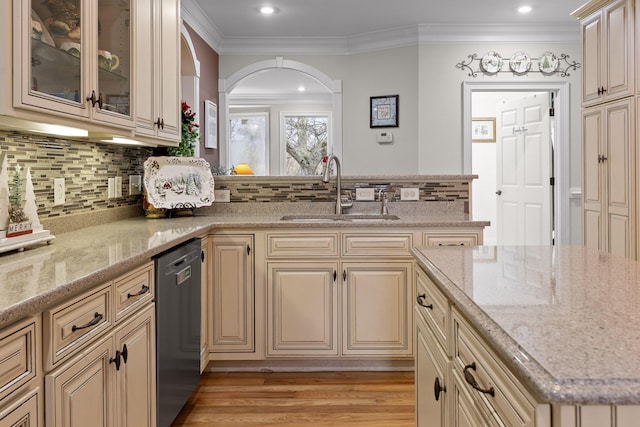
[370, 95, 399, 128]
[204, 100, 218, 149]
[471, 117, 496, 142]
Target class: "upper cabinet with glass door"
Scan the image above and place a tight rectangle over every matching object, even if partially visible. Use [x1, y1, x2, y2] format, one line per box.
[15, 0, 133, 129]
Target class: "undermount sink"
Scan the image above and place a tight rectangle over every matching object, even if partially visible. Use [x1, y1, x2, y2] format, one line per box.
[280, 214, 400, 222]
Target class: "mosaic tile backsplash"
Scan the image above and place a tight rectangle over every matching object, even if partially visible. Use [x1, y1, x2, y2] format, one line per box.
[0, 128, 473, 231]
[0, 130, 152, 221]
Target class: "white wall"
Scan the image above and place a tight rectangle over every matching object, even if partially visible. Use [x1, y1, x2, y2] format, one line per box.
[219, 41, 583, 243]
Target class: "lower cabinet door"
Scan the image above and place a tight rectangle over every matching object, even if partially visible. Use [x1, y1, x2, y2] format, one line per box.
[46, 335, 114, 427]
[451, 369, 496, 427]
[267, 262, 339, 356]
[416, 317, 447, 427]
[114, 306, 156, 427]
[342, 262, 413, 355]
[0, 387, 42, 427]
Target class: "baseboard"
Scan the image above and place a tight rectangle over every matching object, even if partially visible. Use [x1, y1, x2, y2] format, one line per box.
[205, 358, 415, 373]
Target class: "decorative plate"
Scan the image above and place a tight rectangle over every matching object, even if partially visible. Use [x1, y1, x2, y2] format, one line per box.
[143, 156, 215, 209]
[480, 52, 503, 74]
[538, 51, 559, 74]
[509, 51, 531, 74]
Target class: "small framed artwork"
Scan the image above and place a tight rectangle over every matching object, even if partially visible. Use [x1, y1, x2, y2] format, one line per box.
[204, 100, 218, 149]
[370, 95, 399, 128]
[472, 117, 496, 142]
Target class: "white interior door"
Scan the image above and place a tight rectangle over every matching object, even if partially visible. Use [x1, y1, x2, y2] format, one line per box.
[496, 93, 552, 245]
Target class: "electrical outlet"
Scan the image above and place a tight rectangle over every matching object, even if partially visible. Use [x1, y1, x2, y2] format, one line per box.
[129, 175, 142, 196]
[214, 189, 230, 202]
[400, 188, 420, 201]
[355, 188, 375, 201]
[54, 178, 65, 206]
[108, 178, 115, 199]
[114, 176, 122, 198]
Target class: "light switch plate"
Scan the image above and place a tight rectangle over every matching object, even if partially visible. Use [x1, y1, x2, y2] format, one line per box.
[114, 176, 122, 198]
[54, 178, 65, 206]
[108, 178, 115, 199]
[214, 189, 230, 202]
[400, 188, 419, 201]
[129, 175, 142, 196]
[355, 188, 375, 201]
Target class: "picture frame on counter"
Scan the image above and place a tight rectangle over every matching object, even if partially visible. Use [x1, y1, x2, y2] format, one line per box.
[370, 95, 398, 128]
[471, 117, 496, 142]
[204, 100, 218, 149]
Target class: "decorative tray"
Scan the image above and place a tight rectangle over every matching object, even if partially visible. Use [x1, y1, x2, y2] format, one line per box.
[143, 156, 215, 209]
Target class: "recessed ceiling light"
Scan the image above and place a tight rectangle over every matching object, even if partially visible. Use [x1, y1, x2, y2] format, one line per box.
[260, 6, 278, 14]
[518, 5, 532, 13]
[297, 86, 306, 92]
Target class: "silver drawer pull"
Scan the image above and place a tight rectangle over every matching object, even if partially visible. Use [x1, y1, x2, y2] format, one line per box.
[463, 363, 495, 397]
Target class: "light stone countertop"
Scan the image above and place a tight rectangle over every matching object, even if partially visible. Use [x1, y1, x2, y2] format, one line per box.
[413, 245, 640, 405]
[0, 211, 487, 331]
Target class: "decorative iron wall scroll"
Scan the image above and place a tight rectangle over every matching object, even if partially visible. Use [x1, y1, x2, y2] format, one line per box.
[456, 51, 580, 77]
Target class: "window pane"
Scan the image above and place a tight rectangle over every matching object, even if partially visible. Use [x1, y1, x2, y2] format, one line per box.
[229, 115, 267, 175]
[284, 115, 329, 176]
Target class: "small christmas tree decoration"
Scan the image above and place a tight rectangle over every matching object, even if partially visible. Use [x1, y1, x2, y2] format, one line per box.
[7, 164, 32, 237]
[0, 162, 55, 253]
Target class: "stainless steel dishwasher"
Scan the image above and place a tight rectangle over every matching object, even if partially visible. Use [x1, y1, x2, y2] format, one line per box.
[154, 238, 202, 427]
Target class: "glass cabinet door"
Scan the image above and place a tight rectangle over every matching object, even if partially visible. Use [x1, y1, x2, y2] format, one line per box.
[30, 0, 83, 104]
[96, 0, 131, 118]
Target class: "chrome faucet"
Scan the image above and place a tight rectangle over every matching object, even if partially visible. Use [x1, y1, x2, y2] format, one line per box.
[322, 154, 352, 214]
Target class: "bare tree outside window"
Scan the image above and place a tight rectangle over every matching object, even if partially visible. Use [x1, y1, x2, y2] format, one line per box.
[284, 115, 329, 176]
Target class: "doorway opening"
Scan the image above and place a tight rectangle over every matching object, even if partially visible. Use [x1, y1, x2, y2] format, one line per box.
[463, 82, 570, 246]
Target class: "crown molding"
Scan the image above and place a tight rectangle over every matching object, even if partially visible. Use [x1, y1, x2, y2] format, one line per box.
[180, 3, 580, 56]
[181, 0, 224, 51]
[229, 93, 334, 105]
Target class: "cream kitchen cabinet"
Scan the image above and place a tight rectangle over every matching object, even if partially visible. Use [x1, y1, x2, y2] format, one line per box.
[44, 262, 156, 427]
[11, 0, 134, 130]
[209, 234, 256, 356]
[415, 311, 448, 427]
[200, 236, 209, 372]
[415, 265, 543, 427]
[582, 97, 635, 258]
[133, 0, 181, 144]
[342, 262, 412, 356]
[267, 261, 340, 356]
[0, 316, 42, 427]
[265, 231, 415, 358]
[423, 230, 483, 247]
[575, 0, 634, 106]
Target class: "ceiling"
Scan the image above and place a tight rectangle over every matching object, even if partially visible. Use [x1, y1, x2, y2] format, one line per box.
[185, 0, 584, 100]
[188, 0, 584, 53]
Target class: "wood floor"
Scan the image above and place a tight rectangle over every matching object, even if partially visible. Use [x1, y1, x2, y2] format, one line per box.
[171, 371, 416, 426]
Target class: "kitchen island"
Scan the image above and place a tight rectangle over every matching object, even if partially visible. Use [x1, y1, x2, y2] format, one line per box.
[413, 245, 640, 426]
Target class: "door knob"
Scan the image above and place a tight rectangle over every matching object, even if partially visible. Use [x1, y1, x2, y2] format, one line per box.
[495, 190, 502, 196]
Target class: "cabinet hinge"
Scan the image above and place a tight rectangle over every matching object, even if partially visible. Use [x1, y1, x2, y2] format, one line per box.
[550, 177, 555, 186]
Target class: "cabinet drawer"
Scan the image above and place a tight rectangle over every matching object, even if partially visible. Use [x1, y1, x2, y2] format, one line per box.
[424, 233, 479, 247]
[452, 308, 536, 427]
[415, 267, 449, 352]
[0, 317, 38, 402]
[0, 386, 41, 427]
[114, 262, 154, 322]
[44, 284, 112, 370]
[342, 233, 412, 257]
[267, 233, 339, 257]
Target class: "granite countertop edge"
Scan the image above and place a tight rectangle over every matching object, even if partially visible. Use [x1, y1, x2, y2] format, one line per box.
[0, 213, 487, 332]
[412, 248, 640, 406]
